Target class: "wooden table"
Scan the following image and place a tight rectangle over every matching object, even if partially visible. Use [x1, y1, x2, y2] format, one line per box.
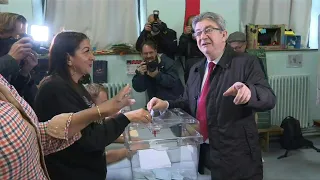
[258, 125, 283, 152]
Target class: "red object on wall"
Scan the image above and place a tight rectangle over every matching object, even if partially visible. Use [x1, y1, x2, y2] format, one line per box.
[184, 0, 200, 28]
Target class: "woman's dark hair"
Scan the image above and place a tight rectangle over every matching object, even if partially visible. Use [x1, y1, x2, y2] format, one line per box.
[140, 40, 157, 52]
[49, 31, 88, 80]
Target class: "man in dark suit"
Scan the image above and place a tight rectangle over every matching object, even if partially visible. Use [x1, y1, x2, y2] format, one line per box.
[147, 12, 276, 180]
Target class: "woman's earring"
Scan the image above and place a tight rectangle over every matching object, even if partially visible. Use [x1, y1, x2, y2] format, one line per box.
[71, 66, 76, 76]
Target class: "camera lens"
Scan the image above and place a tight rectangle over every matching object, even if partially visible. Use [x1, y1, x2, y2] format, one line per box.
[151, 22, 161, 33]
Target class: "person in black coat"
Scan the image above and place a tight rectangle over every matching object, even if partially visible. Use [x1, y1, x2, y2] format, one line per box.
[0, 13, 38, 106]
[136, 13, 177, 59]
[147, 12, 276, 180]
[34, 31, 152, 180]
[132, 40, 184, 101]
[177, 15, 204, 82]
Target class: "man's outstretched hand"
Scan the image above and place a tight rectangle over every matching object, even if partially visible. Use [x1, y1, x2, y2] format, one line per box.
[223, 82, 251, 105]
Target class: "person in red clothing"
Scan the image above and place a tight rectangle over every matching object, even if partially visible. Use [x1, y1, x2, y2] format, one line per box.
[147, 12, 275, 180]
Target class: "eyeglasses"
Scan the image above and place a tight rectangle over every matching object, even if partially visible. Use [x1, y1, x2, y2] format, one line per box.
[193, 27, 221, 38]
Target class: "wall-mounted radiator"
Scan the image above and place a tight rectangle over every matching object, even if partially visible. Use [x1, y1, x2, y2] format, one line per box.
[101, 83, 128, 99]
[269, 75, 310, 128]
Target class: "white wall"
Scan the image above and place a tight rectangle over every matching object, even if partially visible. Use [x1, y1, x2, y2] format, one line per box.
[200, 0, 240, 34]
[0, 0, 33, 23]
[0, 0, 44, 33]
[146, 0, 186, 39]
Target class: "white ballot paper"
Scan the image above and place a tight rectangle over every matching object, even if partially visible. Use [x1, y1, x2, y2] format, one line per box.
[138, 149, 171, 170]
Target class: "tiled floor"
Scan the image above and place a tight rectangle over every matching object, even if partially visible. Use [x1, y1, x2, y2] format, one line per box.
[263, 136, 320, 180]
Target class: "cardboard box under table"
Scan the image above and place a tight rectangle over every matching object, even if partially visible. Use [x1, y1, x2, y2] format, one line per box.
[123, 108, 203, 180]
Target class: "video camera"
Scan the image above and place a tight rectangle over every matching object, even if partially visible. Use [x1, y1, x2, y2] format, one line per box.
[150, 10, 162, 33]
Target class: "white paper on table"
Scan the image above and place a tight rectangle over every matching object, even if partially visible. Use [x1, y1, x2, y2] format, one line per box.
[138, 149, 171, 170]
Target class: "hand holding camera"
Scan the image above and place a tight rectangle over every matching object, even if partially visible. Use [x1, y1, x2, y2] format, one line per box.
[147, 68, 159, 78]
[147, 10, 167, 36]
[8, 37, 33, 62]
[144, 23, 152, 32]
[137, 61, 147, 74]
[20, 50, 38, 77]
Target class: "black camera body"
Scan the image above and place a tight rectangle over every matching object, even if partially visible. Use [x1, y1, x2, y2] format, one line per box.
[146, 60, 159, 72]
[19, 33, 44, 54]
[151, 10, 161, 33]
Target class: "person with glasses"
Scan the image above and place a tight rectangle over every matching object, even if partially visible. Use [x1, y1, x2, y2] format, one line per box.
[227, 31, 268, 79]
[146, 12, 276, 180]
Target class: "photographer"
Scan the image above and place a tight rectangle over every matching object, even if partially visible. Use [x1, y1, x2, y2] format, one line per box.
[0, 12, 38, 106]
[136, 11, 177, 60]
[177, 15, 204, 82]
[178, 15, 203, 60]
[132, 40, 184, 101]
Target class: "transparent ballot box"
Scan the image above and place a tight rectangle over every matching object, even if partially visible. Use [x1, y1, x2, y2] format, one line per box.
[124, 108, 203, 180]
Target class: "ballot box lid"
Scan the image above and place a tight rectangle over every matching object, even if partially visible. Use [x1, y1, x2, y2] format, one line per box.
[123, 108, 203, 151]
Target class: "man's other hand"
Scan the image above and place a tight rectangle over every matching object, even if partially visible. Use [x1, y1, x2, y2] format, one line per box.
[147, 69, 159, 78]
[223, 82, 251, 105]
[20, 50, 38, 77]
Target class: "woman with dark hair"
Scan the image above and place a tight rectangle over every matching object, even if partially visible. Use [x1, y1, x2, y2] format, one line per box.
[34, 31, 151, 180]
[0, 59, 143, 179]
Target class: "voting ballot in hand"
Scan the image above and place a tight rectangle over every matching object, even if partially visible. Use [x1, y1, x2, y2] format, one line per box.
[147, 109, 165, 137]
[123, 108, 203, 179]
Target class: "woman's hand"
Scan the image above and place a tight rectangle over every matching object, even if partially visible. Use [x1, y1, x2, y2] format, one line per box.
[98, 84, 135, 117]
[124, 108, 152, 123]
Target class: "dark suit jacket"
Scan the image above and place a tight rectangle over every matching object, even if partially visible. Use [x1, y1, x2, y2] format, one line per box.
[168, 45, 276, 180]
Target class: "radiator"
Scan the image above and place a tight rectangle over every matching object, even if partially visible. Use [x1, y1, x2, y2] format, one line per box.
[269, 75, 310, 128]
[101, 83, 127, 99]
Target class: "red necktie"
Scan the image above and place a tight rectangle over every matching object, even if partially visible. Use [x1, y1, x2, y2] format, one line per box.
[196, 62, 215, 141]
